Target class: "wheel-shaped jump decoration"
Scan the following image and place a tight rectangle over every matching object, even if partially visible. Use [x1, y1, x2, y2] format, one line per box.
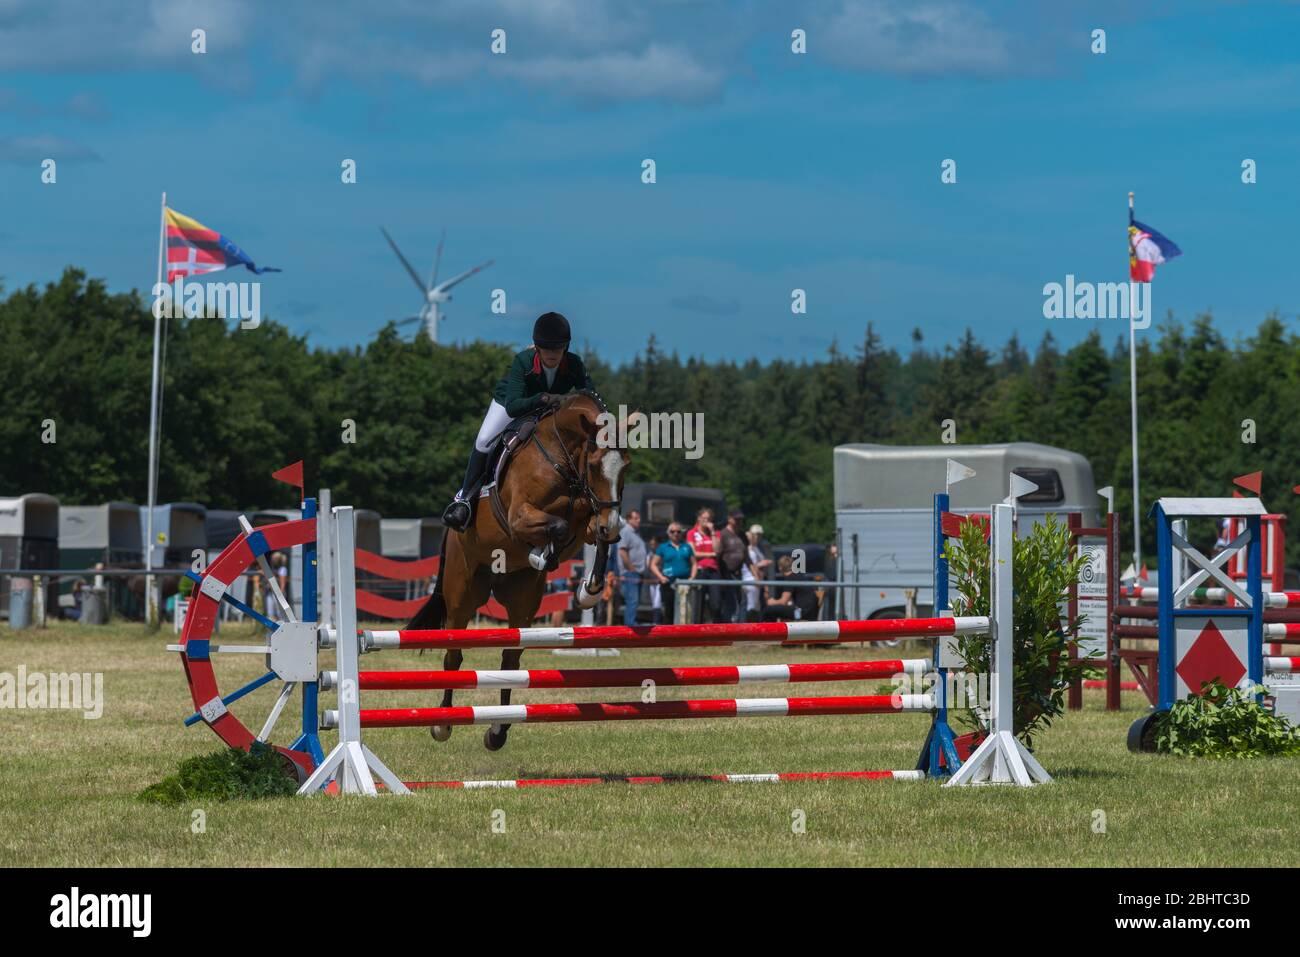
[171, 504, 323, 781]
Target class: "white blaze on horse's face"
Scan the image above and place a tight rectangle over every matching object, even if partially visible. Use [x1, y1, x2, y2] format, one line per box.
[596, 450, 626, 541]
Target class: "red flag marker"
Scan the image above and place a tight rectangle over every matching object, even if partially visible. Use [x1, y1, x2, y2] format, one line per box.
[1233, 471, 1262, 495]
[272, 460, 305, 498]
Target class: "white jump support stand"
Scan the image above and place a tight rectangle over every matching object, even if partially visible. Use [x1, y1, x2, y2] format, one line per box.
[317, 488, 335, 634]
[298, 505, 410, 796]
[946, 502, 1052, 788]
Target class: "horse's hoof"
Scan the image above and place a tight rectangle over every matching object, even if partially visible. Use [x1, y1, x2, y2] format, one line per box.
[430, 725, 453, 742]
[484, 726, 508, 751]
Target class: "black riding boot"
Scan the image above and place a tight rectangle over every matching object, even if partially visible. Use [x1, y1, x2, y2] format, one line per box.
[442, 448, 490, 532]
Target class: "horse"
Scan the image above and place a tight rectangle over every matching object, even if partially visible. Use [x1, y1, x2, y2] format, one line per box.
[406, 391, 629, 750]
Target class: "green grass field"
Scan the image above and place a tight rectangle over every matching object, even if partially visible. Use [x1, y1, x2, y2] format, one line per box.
[3, 619, 1298, 867]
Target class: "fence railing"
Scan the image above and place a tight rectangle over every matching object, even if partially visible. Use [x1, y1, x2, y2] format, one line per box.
[0, 568, 194, 577]
[663, 577, 926, 625]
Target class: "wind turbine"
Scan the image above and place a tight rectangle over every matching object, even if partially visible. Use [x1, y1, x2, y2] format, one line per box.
[380, 227, 494, 343]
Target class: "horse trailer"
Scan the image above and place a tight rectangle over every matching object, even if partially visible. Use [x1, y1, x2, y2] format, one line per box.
[834, 442, 1100, 620]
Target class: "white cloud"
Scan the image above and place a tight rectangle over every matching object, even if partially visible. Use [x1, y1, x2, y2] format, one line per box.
[0, 0, 1115, 102]
[816, 0, 1015, 76]
[0, 134, 100, 162]
[0, 0, 253, 69]
[497, 43, 725, 104]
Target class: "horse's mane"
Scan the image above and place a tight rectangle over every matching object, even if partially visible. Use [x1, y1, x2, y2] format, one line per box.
[551, 390, 620, 447]
[563, 389, 607, 414]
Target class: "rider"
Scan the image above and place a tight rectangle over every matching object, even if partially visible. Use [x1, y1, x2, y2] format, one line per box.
[441, 311, 599, 532]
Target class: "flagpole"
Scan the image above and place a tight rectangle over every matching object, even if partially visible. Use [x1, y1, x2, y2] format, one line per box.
[145, 191, 166, 627]
[1127, 190, 1142, 572]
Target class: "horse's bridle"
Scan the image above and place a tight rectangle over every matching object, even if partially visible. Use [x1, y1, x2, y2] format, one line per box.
[530, 413, 622, 520]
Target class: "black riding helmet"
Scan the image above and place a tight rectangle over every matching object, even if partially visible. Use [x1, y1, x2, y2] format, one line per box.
[533, 311, 571, 349]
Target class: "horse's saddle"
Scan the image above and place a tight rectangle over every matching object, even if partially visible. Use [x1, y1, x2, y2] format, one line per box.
[474, 406, 569, 541]
[481, 412, 544, 499]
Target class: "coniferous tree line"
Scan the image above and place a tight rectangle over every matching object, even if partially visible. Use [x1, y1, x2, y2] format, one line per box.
[5, 269, 1300, 562]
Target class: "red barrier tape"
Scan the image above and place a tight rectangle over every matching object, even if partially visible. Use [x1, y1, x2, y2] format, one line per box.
[355, 549, 440, 580]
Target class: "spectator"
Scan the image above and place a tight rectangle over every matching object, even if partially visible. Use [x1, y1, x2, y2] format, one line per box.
[1213, 517, 1233, 556]
[823, 542, 840, 619]
[266, 551, 291, 622]
[687, 508, 723, 622]
[650, 522, 696, 624]
[741, 523, 772, 621]
[645, 535, 664, 623]
[761, 555, 821, 622]
[719, 510, 748, 622]
[617, 509, 648, 626]
[63, 579, 87, 621]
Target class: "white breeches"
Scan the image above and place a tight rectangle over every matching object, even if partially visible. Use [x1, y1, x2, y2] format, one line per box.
[475, 400, 514, 453]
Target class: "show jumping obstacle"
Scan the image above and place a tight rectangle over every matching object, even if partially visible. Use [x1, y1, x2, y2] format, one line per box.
[1126, 497, 1300, 750]
[308, 494, 1044, 793]
[173, 486, 1049, 794]
[1066, 499, 1299, 711]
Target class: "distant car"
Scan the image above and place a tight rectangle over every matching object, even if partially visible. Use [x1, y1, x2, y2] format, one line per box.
[620, 482, 727, 542]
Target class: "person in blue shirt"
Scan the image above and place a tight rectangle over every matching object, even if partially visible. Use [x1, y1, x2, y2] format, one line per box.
[616, 509, 649, 627]
[650, 522, 696, 624]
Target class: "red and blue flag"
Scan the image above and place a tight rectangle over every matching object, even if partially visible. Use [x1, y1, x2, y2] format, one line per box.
[165, 206, 281, 282]
[1128, 211, 1181, 282]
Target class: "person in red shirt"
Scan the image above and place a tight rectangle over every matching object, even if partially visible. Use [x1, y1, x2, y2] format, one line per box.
[687, 508, 723, 622]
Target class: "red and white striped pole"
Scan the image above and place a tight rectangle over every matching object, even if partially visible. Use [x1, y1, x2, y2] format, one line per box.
[321, 693, 935, 730]
[363, 616, 988, 651]
[319, 658, 929, 691]
[408, 769, 925, 790]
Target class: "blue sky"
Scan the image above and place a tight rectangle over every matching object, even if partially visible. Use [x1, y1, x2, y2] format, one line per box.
[2, 0, 1298, 363]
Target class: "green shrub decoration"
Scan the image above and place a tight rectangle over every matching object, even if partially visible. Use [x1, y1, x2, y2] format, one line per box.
[947, 513, 1094, 749]
[1154, 679, 1300, 758]
[139, 744, 301, 805]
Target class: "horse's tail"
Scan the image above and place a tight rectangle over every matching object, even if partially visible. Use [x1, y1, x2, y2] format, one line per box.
[405, 531, 449, 631]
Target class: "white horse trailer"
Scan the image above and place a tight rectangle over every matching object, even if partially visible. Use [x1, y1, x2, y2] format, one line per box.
[834, 443, 1100, 620]
[0, 493, 60, 619]
[380, 517, 444, 559]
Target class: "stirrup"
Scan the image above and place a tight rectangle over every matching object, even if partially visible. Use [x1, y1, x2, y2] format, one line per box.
[528, 544, 556, 571]
[442, 497, 472, 532]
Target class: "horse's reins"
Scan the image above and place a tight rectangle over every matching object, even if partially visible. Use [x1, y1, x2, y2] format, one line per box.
[529, 411, 622, 518]
[489, 405, 621, 554]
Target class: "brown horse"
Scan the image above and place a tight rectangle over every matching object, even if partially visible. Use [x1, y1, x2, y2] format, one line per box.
[406, 391, 628, 750]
